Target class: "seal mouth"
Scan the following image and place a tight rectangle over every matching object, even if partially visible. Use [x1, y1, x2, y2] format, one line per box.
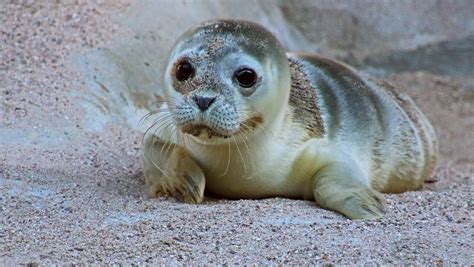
[180, 115, 263, 140]
[181, 124, 232, 139]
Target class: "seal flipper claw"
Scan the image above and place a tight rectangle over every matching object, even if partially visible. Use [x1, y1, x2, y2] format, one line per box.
[312, 162, 386, 220]
[161, 147, 206, 204]
[142, 134, 205, 204]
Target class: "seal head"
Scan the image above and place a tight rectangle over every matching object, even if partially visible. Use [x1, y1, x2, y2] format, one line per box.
[163, 20, 291, 143]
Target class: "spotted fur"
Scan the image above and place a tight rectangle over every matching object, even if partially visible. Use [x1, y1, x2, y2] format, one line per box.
[287, 53, 438, 193]
[288, 57, 325, 139]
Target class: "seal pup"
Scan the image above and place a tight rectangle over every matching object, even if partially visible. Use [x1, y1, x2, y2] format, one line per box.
[141, 20, 438, 219]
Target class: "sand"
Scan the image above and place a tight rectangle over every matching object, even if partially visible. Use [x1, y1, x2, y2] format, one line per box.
[1, 1, 473, 265]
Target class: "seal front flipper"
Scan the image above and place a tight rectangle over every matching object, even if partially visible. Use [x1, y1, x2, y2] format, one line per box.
[312, 162, 385, 220]
[142, 134, 205, 204]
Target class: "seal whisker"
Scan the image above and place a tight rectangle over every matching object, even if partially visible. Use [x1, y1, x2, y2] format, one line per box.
[180, 132, 199, 154]
[232, 135, 247, 178]
[142, 147, 172, 180]
[139, 104, 173, 127]
[219, 140, 232, 177]
[238, 121, 254, 139]
[148, 116, 174, 151]
[141, 99, 182, 182]
[147, 115, 174, 139]
[238, 121, 266, 180]
[143, 135, 172, 180]
[144, 114, 174, 132]
[142, 114, 174, 145]
[158, 122, 177, 158]
[236, 131, 257, 180]
[152, 121, 175, 178]
[148, 98, 171, 107]
[140, 114, 175, 148]
[256, 122, 277, 139]
[210, 140, 225, 170]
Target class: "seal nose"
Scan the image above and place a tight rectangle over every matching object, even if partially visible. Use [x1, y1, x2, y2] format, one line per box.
[193, 95, 216, 111]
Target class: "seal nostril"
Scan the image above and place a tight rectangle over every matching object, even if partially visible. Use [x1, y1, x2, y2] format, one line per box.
[194, 96, 216, 111]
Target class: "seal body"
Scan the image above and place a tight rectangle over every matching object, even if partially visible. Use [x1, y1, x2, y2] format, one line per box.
[141, 20, 438, 219]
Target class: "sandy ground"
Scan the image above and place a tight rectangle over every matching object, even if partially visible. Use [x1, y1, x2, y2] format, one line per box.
[1, 1, 473, 265]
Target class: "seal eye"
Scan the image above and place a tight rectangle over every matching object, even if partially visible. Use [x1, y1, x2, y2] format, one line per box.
[175, 60, 195, 81]
[235, 68, 257, 88]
